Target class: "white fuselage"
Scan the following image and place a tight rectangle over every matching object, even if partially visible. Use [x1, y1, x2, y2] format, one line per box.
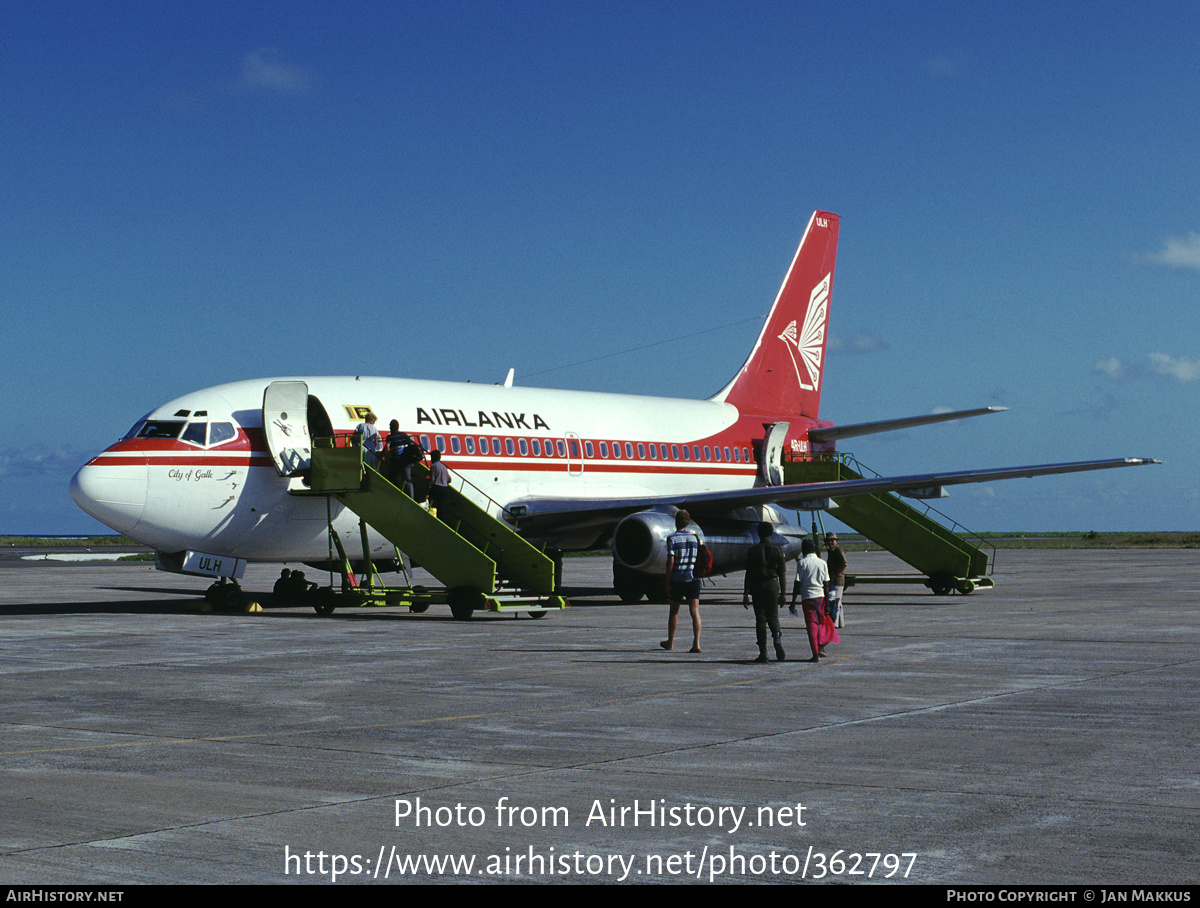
[71, 375, 795, 564]
[72, 211, 843, 572]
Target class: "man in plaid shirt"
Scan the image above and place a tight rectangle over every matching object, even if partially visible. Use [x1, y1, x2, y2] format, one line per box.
[661, 509, 702, 653]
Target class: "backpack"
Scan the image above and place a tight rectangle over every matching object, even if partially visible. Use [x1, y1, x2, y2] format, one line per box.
[694, 540, 713, 578]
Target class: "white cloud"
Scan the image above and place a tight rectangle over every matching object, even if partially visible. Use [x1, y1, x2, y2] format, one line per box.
[0, 446, 83, 479]
[827, 332, 888, 354]
[1148, 352, 1200, 382]
[1093, 357, 1127, 380]
[1094, 353, 1200, 382]
[1147, 233, 1200, 271]
[237, 48, 314, 94]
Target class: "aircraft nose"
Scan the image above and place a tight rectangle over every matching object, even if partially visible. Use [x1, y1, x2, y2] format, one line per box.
[69, 457, 147, 536]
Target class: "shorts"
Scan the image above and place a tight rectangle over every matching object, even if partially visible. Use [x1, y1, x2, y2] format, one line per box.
[670, 577, 700, 602]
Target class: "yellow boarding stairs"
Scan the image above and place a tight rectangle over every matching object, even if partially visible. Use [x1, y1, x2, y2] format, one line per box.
[785, 454, 995, 595]
[302, 437, 565, 619]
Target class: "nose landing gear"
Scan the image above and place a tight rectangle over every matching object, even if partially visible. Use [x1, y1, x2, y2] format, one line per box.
[204, 578, 243, 610]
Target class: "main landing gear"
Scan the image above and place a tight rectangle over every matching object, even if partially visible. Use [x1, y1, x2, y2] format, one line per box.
[612, 562, 667, 603]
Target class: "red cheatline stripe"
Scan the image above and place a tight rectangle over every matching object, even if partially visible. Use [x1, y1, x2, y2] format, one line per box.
[91, 453, 754, 477]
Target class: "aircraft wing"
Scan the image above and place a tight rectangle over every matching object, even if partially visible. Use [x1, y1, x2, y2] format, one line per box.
[808, 406, 1009, 443]
[508, 457, 1160, 535]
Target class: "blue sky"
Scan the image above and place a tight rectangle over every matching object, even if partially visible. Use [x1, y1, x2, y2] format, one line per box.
[3, 1, 1196, 534]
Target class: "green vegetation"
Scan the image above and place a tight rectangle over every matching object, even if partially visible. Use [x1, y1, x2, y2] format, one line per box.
[977, 531, 1200, 549]
[2, 535, 139, 547]
[835, 531, 1200, 550]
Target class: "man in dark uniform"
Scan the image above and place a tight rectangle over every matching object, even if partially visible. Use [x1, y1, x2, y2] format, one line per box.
[743, 522, 787, 663]
[825, 531, 847, 628]
[383, 419, 418, 497]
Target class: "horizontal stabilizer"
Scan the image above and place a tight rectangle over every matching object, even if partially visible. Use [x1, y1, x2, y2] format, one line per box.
[809, 406, 1009, 444]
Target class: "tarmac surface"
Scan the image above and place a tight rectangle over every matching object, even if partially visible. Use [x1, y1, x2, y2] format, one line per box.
[1, 547, 1197, 885]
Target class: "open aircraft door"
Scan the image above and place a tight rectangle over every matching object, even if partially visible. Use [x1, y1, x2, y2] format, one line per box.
[263, 381, 312, 477]
[762, 421, 790, 486]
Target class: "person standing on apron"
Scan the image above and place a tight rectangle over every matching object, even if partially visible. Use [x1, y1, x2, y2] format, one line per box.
[743, 522, 787, 663]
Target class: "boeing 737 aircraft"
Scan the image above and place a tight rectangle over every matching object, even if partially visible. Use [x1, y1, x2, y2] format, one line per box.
[71, 211, 1157, 605]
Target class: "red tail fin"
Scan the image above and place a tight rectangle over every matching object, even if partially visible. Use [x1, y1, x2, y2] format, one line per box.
[712, 211, 840, 418]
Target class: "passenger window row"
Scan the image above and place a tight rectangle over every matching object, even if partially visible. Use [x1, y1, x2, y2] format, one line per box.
[414, 433, 751, 464]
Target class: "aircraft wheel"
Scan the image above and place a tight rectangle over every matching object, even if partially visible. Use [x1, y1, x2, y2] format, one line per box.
[612, 562, 645, 603]
[313, 589, 337, 615]
[206, 581, 242, 610]
[645, 577, 669, 604]
[448, 587, 479, 621]
[527, 610, 548, 619]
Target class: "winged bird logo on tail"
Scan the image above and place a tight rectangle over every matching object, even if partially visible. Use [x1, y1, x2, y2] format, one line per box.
[711, 211, 839, 418]
[778, 274, 830, 392]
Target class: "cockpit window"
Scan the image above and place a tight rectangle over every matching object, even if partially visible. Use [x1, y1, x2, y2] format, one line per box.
[182, 423, 207, 446]
[181, 421, 239, 447]
[208, 422, 236, 445]
[137, 420, 186, 440]
[126, 417, 237, 447]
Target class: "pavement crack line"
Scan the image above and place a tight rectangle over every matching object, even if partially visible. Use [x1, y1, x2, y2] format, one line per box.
[4, 655, 1198, 854]
[5, 650, 1196, 758]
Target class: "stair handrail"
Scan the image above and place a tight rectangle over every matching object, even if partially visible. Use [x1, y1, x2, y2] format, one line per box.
[318, 433, 520, 523]
[787, 450, 996, 575]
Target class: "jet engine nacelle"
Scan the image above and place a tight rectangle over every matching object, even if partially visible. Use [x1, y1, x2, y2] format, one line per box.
[612, 509, 806, 577]
[613, 510, 704, 575]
